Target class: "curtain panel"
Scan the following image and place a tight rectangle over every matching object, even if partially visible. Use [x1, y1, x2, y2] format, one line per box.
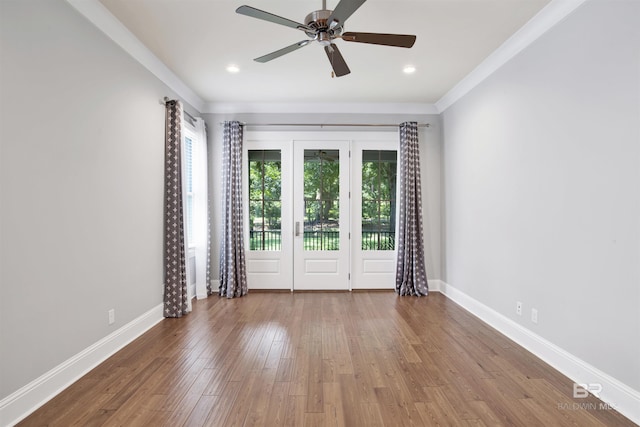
[219, 121, 248, 298]
[395, 122, 429, 296]
[163, 100, 190, 316]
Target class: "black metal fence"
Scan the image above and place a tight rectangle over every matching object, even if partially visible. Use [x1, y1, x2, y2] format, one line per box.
[362, 231, 395, 250]
[302, 231, 340, 251]
[249, 230, 395, 251]
[249, 230, 282, 251]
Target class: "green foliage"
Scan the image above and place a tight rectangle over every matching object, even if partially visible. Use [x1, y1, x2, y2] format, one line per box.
[247, 149, 398, 252]
[249, 159, 281, 201]
[249, 152, 282, 244]
[362, 151, 397, 250]
[303, 151, 340, 224]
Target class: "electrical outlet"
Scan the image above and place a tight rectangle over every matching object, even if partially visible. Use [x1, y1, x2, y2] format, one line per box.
[516, 301, 522, 316]
[108, 309, 115, 325]
[531, 308, 538, 324]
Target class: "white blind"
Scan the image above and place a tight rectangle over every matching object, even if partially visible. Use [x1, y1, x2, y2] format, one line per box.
[184, 135, 194, 244]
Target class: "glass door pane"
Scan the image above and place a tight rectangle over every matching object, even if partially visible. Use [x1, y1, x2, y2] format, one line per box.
[248, 150, 282, 251]
[303, 149, 340, 251]
[361, 150, 397, 250]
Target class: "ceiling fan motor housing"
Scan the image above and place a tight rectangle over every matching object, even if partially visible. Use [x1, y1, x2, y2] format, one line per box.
[304, 9, 343, 43]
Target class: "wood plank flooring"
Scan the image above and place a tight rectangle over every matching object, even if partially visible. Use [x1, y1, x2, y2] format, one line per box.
[18, 292, 634, 426]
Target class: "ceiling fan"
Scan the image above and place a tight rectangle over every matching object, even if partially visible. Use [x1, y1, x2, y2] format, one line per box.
[236, 0, 416, 77]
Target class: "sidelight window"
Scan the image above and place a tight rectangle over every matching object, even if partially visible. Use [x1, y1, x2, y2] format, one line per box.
[362, 150, 397, 250]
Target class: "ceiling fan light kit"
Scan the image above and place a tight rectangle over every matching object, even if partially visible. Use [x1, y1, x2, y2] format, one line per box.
[236, 0, 417, 77]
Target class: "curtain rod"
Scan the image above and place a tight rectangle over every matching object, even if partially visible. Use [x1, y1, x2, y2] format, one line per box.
[161, 97, 197, 123]
[219, 122, 430, 128]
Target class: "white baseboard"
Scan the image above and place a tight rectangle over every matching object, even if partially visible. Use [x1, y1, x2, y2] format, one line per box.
[0, 303, 164, 427]
[196, 279, 220, 299]
[4, 284, 637, 425]
[436, 281, 640, 426]
[428, 279, 442, 293]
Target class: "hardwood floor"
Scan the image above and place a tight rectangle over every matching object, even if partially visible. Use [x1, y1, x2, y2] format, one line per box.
[19, 292, 634, 426]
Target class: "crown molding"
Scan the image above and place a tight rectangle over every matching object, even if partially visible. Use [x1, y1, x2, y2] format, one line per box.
[204, 102, 439, 115]
[435, 0, 588, 113]
[66, 0, 586, 118]
[66, 0, 205, 112]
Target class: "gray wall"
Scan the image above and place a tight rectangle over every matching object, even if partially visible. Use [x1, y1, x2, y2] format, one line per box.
[204, 112, 443, 285]
[441, 0, 639, 391]
[0, 0, 198, 398]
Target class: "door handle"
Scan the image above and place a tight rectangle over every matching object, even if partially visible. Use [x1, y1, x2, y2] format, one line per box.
[295, 222, 301, 237]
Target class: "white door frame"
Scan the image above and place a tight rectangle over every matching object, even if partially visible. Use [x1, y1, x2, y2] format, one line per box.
[351, 139, 399, 289]
[243, 138, 293, 290]
[243, 131, 398, 291]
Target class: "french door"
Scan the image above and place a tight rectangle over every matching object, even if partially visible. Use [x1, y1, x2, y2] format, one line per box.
[293, 140, 350, 290]
[243, 132, 398, 291]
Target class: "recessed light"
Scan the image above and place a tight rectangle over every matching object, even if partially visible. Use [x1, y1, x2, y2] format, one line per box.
[403, 65, 416, 74]
[226, 64, 240, 73]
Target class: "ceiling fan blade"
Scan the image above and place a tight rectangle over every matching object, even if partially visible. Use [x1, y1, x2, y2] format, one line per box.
[324, 43, 351, 77]
[254, 40, 311, 63]
[327, 0, 367, 28]
[236, 5, 312, 32]
[342, 32, 416, 48]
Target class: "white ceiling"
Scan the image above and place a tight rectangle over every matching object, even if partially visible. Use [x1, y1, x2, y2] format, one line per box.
[95, 0, 551, 109]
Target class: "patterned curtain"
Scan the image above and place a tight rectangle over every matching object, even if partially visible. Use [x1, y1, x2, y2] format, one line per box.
[395, 122, 429, 296]
[219, 121, 248, 298]
[163, 100, 189, 316]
